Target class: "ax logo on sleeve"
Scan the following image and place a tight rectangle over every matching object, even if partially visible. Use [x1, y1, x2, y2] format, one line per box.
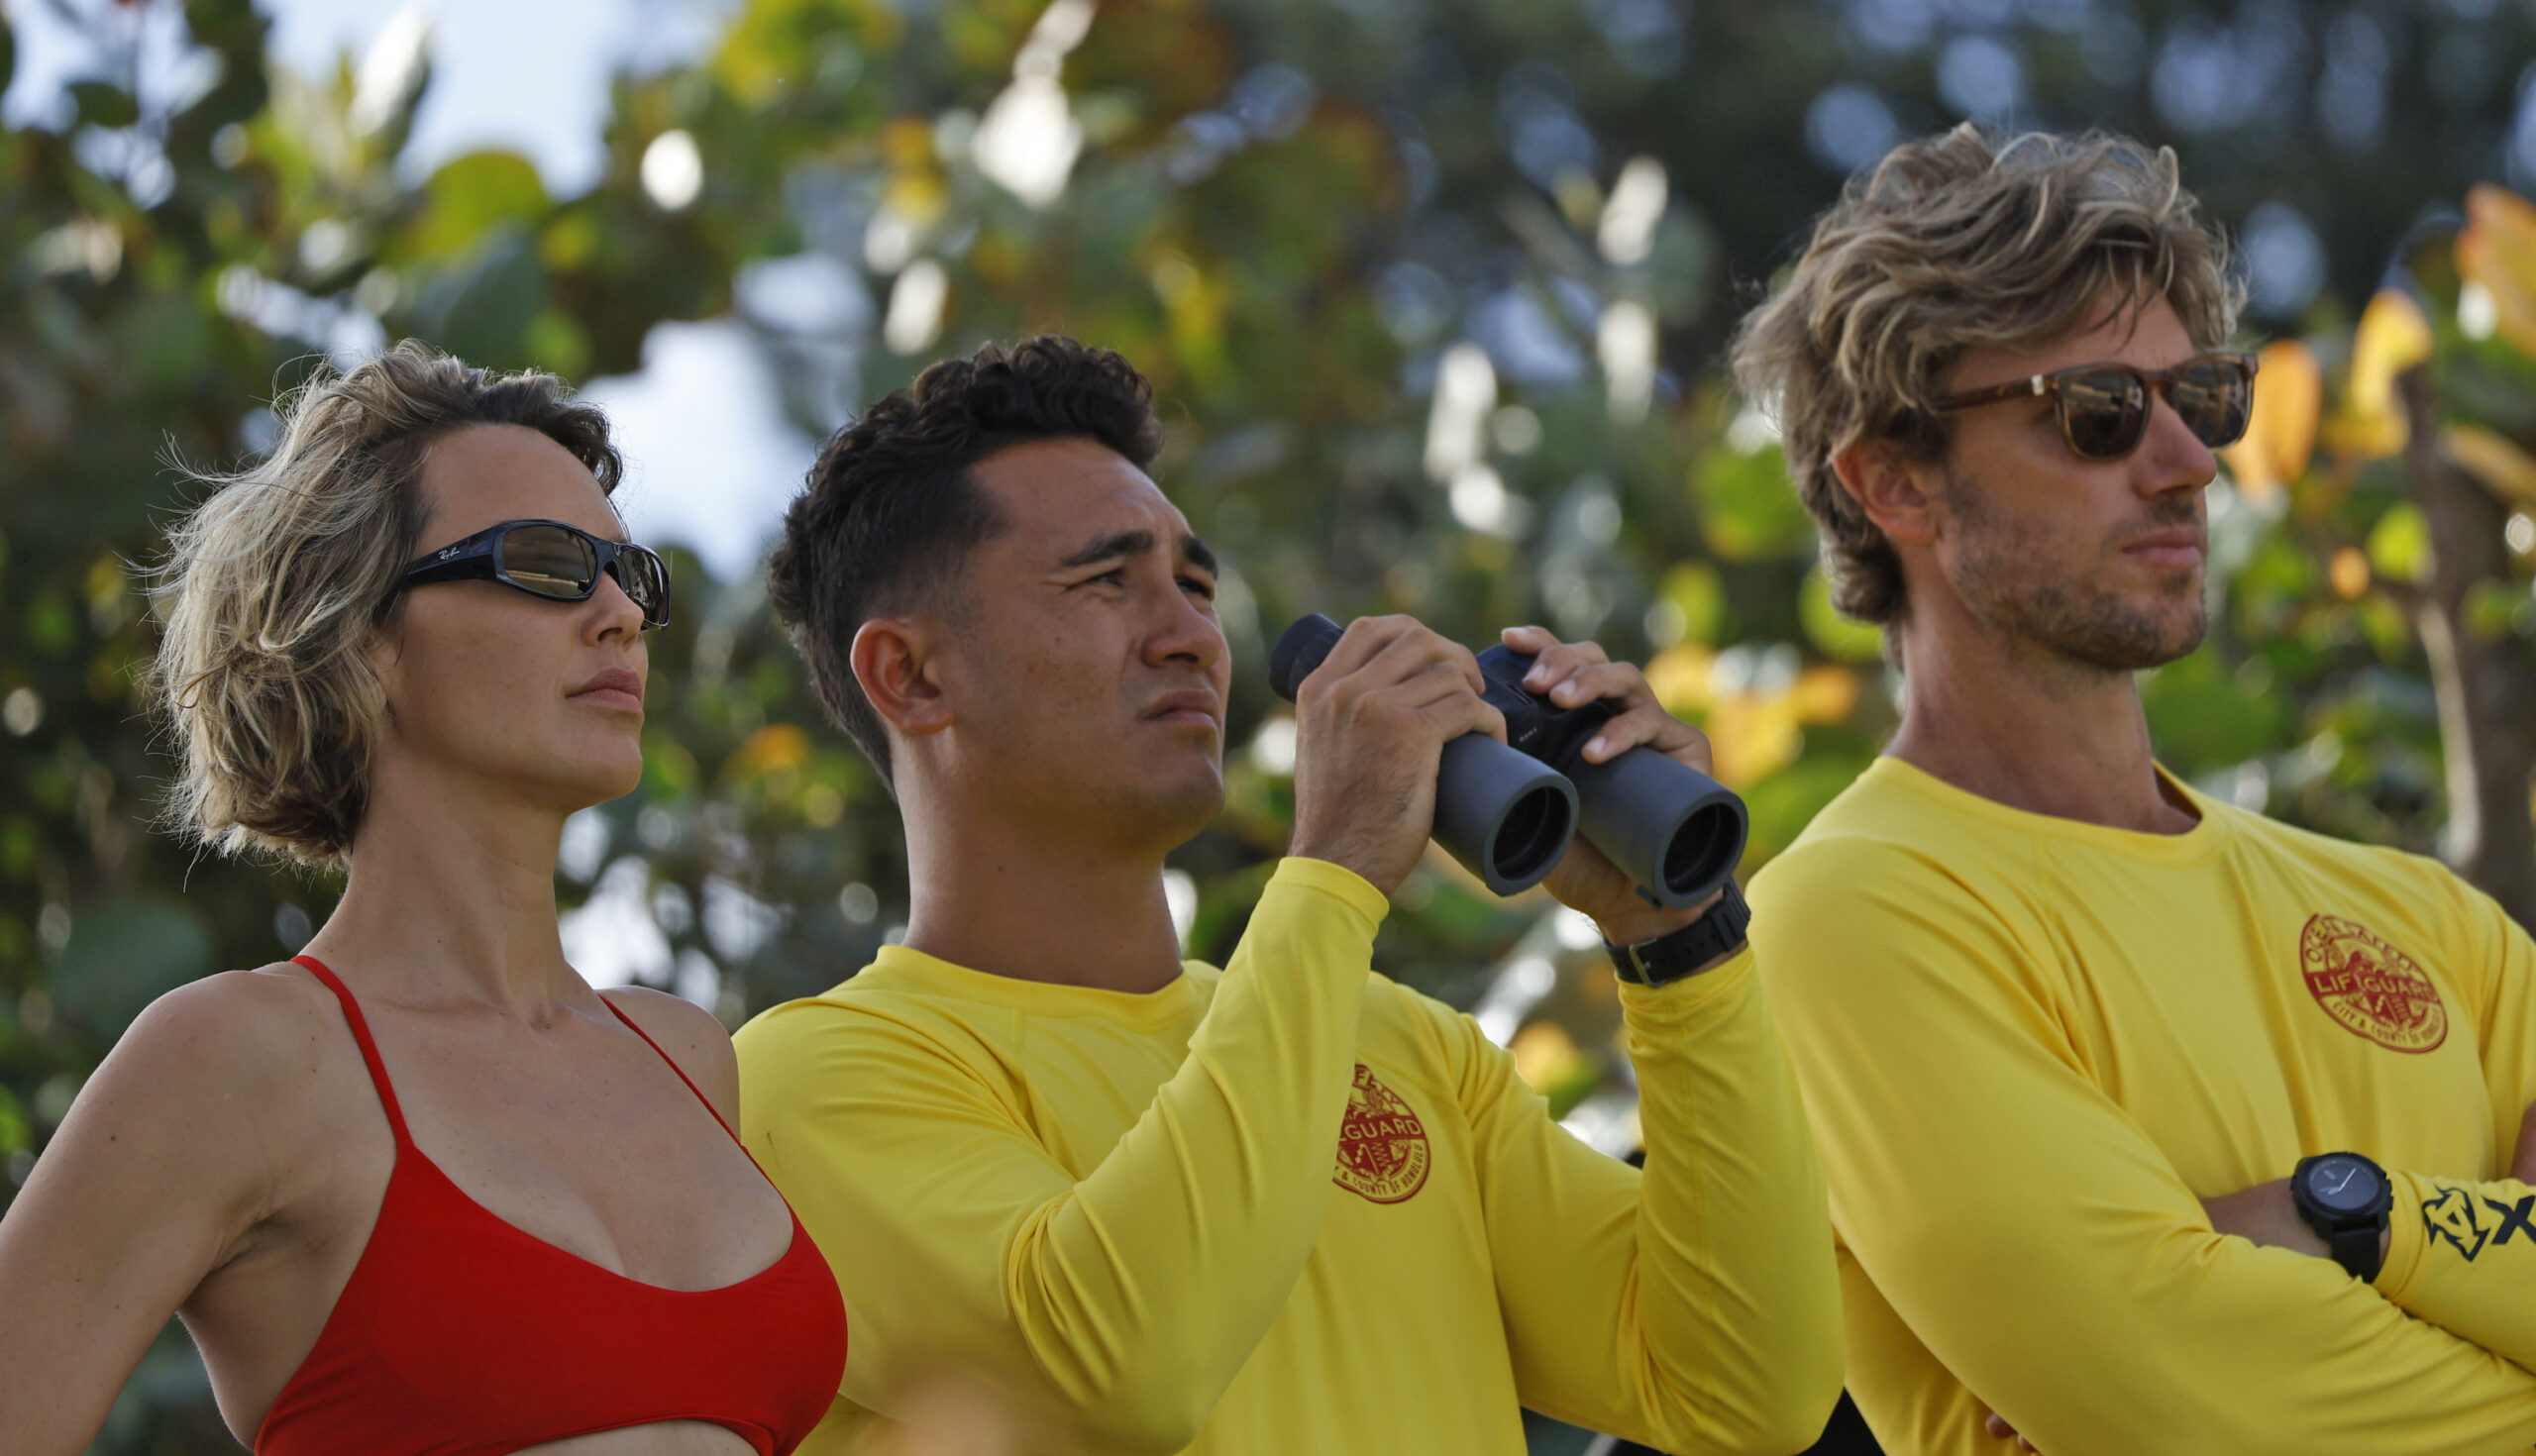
[2489, 1193, 2536, 1250]
[2424, 1186, 2490, 1261]
[2423, 1186, 2536, 1262]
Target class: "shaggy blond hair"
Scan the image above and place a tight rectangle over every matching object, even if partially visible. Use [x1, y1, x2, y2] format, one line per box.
[148, 342, 622, 868]
[1731, 125, 2243, 625]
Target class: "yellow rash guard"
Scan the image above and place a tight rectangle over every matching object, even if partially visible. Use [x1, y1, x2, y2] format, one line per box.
[1748, 755, 2536, 1456]
[734, 857, 1841, 1455]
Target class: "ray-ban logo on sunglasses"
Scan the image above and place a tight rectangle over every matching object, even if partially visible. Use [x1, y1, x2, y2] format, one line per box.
[438, 546, 463, 560]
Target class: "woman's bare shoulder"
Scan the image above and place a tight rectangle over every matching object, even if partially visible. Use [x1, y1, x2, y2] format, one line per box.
[25, 963, 370, 1245]
[90, 964, 366, 1134]
[596, 986, 738, 1117]
[127, 959, 346, 1053]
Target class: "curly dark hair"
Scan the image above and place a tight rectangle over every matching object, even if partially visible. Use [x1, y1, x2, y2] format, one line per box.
[768, 335, 1165, 788]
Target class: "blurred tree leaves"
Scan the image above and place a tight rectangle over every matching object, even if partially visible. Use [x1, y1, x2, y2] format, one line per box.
[47, 893, 213, 1037]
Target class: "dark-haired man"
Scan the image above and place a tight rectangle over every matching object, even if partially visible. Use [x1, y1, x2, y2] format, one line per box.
[1735, 125, 2536, 1455]
[735, 335, 1842, 1455]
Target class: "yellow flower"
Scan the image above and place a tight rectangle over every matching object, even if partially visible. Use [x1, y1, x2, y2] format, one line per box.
[728, 723, 812, 780]
[2221, 340, 2319, 500]
[2458, 184, 2536, 360]
[2319, 290, 2432, 462]
[2443, 423, 2536, 512]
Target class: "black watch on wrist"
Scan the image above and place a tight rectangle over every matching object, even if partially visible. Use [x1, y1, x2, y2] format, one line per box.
[1606, 881, 1751, 987]
[2291, 1151, 2391, 1283]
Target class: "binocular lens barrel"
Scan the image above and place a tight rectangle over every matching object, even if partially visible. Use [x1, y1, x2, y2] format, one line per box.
[1269, 613, 1747, 907]
[1431, 737, 1583, 894]
[1562, 745, 1748, 909]
[1269, 614, 1581, 895]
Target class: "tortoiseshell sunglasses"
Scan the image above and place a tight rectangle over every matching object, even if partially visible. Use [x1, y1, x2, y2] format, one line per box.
[1928, 350, 2260, 462]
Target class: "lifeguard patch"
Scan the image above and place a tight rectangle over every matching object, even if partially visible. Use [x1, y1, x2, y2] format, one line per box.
[2298, 914, 2447, 1055]
[1334, 1063, 1429, 1204]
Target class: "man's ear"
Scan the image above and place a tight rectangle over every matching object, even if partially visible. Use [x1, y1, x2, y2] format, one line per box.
[851, 618, 953, 738]
[1831, 441, 1941, 548]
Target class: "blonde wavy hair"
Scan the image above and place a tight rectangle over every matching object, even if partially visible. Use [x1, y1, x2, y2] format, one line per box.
[148, 341, 622, 868]
[1731, 125, 2243, 625]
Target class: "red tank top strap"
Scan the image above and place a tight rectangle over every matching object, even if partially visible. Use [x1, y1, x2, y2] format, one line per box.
[290, 954, 413, 1146]
[599, 995, 741, 1144]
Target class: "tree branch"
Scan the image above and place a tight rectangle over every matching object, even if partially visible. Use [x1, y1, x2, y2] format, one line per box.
[2398, 363, 2536, 931]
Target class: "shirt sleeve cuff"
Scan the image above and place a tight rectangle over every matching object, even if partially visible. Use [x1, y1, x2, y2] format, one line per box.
[1615, 943, 1759, 1026]
[1269, 856, 1393, 929]
[2374, 1167, 2432, 1304]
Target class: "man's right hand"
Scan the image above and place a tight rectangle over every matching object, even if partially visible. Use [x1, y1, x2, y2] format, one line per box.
[1982, 1411, 2040, 1452]
[1287, 614, 1505, 895]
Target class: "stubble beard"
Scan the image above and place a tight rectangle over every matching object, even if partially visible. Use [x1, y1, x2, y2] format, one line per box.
[1943, 463, 2208, 677]
[1066, 739, 1226, 857]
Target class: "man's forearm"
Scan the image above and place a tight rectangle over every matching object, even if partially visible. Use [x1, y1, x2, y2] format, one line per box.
[2376, 1171, 2536, 1374]
[739, 857, 1384, 1453]
[1614, 952, 1845, 1451]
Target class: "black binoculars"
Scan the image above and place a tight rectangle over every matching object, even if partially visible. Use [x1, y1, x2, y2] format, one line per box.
[1267, 614, 1747, 908]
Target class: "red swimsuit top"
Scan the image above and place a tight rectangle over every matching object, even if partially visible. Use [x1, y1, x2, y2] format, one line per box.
[256, 955, 846, 1456]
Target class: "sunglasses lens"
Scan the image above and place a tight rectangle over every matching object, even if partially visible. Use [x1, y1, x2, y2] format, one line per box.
[2170, 359, 2254, 449]
[612, 547, 674, 627]
[2060, 368, 2150, 460]
[498, 526, 599, 599]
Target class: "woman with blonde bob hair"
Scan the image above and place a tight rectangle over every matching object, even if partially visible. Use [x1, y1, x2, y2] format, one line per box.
[0, 342, 845, 1455]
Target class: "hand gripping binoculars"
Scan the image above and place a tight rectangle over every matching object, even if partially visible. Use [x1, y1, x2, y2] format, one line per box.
[1268, 614, 1748, 908]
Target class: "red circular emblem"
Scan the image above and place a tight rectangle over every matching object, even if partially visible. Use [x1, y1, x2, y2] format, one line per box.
[1333, 1063, 1429, 1204]
[2298, 914, 2447, 1055]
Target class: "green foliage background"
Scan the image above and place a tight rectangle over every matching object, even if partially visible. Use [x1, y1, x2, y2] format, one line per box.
[5, 0, 2536, 1447]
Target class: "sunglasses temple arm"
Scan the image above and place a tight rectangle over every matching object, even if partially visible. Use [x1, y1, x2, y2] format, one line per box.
[399, 552, 495, 587]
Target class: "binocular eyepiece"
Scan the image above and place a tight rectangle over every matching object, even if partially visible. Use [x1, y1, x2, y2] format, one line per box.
[1268, 614, 1747, 908]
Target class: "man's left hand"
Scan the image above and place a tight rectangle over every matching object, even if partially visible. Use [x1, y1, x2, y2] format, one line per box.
[2511, 1098, 2536, 1184]
[1500, 626, 1727, 948]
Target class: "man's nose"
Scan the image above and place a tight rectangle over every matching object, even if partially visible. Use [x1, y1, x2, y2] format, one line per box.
[1144, 582, 1223, 669]
[2136, 389, 2219, 496]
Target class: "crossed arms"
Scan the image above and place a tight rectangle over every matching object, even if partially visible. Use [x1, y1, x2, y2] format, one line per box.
[1759, 836, 2536, 1456]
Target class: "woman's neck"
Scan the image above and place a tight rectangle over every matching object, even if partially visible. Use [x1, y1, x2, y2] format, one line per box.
[302, 759, 584, 1016]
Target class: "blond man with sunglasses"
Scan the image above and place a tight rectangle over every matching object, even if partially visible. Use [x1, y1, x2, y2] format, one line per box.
[1732, 126, 2536, 1456]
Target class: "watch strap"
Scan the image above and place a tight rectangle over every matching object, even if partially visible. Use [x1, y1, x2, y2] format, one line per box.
[1607, 881, 1750, 987]
[2327, 1223, 2385, 1284]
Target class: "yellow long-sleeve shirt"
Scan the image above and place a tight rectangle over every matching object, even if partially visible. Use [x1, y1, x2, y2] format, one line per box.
[735, 857, 1841, 1455]
[1749, 756, 2536, 1456]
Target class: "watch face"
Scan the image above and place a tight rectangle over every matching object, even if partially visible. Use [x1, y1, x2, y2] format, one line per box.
[2303, 1155, 2383, 1213]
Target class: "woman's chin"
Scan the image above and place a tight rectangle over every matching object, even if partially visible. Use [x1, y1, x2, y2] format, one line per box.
[532, 745, 646, 810]
[584, 758, 647, 806]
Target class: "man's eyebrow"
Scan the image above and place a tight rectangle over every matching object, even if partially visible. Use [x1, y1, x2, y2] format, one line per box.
[1057, 530, 1155, 570]
[1056, 529, 1219, 575]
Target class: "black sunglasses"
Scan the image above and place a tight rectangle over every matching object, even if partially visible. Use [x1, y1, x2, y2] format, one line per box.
[1928, 350, 2260, 462]
[394, 519, 673, 629]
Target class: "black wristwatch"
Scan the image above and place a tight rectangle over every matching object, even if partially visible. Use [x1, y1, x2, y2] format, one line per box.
[2291, 1151, 2391, 1282]
[1606, 881, 1751, 987]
